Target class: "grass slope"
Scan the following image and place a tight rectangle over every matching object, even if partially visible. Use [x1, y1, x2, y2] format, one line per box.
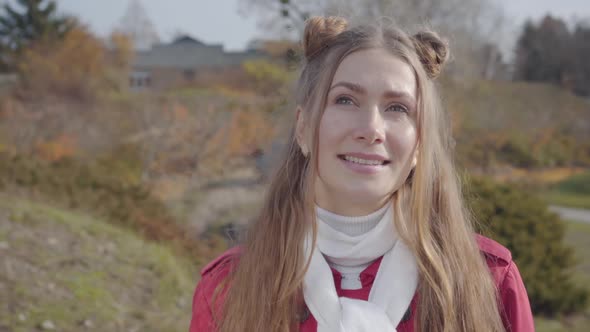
[542, 191, 590, 210]
[542, 171, 590, 209]
[0, 193, 198, 332]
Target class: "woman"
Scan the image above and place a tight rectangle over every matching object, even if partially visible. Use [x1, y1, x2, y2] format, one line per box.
[190, 16, 534, 332]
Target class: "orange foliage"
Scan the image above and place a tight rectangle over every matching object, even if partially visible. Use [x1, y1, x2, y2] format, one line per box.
[108, 32, 134, 69]
[200, 109, 275, 172]
[532, 127, 555, 155]
[35, 134, 78, 162]
[16, 26, 133, 100]
[172, 102, 189, 121]
[258, 40, 300, 58]
[490, 166, 587, 184]
[224, 110, 275, 156]
[0, 97, 17, 119]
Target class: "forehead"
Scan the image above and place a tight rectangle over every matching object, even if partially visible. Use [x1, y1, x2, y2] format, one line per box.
[331, 48, 416, 99]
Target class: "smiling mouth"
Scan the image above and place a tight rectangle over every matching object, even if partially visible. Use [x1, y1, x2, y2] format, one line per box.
[337, 154, 391, 166]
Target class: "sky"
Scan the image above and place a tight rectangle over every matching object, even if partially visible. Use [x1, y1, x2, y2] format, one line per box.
[24, 0, 590, 51]
[52, 0, 259, 50]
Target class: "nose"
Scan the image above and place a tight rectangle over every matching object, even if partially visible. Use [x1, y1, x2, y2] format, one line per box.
[354, 106, 385, 144]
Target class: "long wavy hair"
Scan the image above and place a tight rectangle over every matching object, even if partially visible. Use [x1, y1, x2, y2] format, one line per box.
[216, 17, 505, 332]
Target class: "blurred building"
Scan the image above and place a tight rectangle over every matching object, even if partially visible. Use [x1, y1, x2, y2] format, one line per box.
[116, 0, 266, 91]
[129, 35, 265, 91]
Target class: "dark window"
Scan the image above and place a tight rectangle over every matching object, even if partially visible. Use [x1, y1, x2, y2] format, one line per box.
[184, 69, 195, 81]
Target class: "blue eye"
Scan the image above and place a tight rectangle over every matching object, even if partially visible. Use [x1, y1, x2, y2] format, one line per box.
[335, 96, 355, 105]
[386, 104, 409, 113]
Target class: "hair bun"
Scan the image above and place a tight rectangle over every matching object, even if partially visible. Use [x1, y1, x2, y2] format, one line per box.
[303, 16, 348, 60]
[412, 31, 450, 79]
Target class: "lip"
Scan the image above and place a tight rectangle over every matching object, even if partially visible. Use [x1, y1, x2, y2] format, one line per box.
[337, 152, 390, 175]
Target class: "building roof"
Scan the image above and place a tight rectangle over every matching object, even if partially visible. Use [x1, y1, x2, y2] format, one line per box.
[133, 35, 264, 70]
[172, 35, 205, 46]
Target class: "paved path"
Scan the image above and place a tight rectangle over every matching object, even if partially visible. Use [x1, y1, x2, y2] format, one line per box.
[549, 205, 590, 224]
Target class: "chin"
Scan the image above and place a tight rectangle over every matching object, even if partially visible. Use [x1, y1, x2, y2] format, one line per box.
[340, 186, 391, 203]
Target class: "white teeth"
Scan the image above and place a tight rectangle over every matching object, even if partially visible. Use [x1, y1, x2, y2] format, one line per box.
[343, 155, 384, 166]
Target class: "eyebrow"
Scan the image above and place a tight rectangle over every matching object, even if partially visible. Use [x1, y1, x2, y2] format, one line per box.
[329, 81, 415, 101]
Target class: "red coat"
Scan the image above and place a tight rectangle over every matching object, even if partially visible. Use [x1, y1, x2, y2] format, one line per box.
[190, 234, 534, 331]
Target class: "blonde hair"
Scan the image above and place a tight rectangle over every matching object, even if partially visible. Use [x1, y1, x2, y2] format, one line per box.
[217, 16, 505, 332]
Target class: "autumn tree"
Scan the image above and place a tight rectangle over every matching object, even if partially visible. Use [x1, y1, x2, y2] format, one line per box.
[0, 0, 75, 71]
[0, 28, 134, 158]
[15, 27, 130, 100]
[240, 0, 510, 80]
[239, 0, 315, 33]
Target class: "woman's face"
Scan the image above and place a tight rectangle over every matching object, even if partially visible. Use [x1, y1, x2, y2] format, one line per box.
[303, 48, 419, 216]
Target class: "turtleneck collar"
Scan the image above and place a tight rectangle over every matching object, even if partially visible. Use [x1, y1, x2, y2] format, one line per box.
[316, 203, 390, 237]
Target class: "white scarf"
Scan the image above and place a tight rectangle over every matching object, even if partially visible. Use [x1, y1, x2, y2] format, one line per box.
[303, 204, 418, 332]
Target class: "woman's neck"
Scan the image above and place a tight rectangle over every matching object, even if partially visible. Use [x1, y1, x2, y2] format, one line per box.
[314, 189, 391, 216]
[316, 203, 389, 237]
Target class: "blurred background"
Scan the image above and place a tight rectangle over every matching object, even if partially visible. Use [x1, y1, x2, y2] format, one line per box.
[0, 0, 588, 331]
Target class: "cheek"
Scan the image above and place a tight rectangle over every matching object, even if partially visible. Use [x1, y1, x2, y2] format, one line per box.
[386, 122, 418, 157]
[318, 109, 350, 150]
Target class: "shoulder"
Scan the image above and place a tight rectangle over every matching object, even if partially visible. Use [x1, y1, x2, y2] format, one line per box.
[475, 234, 512, 264]
[475, 234, 513, 285]
[200, 246, 242, 278]
[190, 247, 242, 332]
[196, 246, 242, 303]
[475, 235, 535, 330]
[195, 246, 242, 308]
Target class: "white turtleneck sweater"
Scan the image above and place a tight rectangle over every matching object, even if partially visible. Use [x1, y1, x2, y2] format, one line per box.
[316, 204, 389, 290]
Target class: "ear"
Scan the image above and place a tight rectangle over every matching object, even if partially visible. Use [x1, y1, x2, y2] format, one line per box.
[295, 106, 307, 149]
[411, 143, 419, 168]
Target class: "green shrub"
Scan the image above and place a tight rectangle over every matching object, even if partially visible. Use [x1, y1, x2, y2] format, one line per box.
[465, 177, 588, 316]
[498, 139, 539, 168]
